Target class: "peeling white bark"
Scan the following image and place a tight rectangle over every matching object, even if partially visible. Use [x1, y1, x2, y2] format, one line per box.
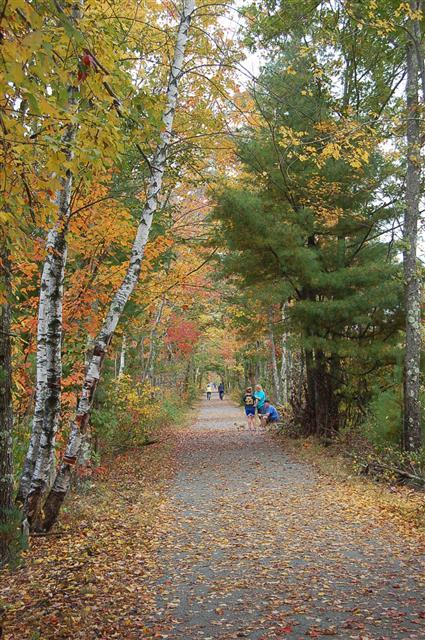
[280, 304, 289, 405]
[143, 296, 166, 385]
[17, 254, 49, 503]
[25, 171, 75, 529]
[403, 6, 422, 451]
[268, 308, 281, 402]
[42, 0, 196, 531]
[118, 335, 126, 378]
[22, 1, 82, 528]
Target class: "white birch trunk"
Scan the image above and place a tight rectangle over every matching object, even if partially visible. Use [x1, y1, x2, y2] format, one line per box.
[25, 174, 73, 529]
[118, 335, 126, 377]
[403, 4, 422, 451]
[268, 307, 281, 402]
[22, 1, 82, 529]
[17, 257, 48, 503]
[280, 303, 289, 405]
[85, 334, 95, 373]
[143, 296, 166, 385]
[140, 335, 147, 374]
[280, 341, 289, 405]
[42, 0, 196, 531]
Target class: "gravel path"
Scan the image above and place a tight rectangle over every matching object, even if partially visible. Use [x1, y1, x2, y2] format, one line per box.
[145, 397, 424, 639]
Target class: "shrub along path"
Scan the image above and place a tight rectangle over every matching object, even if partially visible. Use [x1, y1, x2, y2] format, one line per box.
[1, 397, 424, 639]
[143, 396, 424, 639]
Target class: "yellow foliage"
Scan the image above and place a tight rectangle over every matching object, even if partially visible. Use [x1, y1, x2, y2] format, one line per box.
[278, 116, 376, 174]
[395, 1, 423, 20]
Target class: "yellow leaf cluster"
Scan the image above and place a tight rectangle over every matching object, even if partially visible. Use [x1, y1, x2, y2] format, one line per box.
[395, 1, 423, 20]
[279, 117, 375, 173]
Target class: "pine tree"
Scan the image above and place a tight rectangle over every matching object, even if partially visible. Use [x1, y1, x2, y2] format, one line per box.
[212, 49, 403, 437]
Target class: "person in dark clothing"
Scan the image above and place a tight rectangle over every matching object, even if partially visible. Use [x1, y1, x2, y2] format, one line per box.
[242, 386, 256, 430]
[218, 382, 224, 400]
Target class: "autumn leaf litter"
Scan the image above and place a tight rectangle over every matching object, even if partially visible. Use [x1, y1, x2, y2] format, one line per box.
[1, 399, 424, 639]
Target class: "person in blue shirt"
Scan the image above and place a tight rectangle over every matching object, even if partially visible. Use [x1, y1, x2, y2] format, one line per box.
[260, 399, 280, 428]
[254, 384, 266, 421]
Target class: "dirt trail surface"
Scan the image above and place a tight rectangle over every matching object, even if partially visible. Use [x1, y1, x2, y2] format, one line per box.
[144, 397, 425, 639]
[1, 397, 424, 640]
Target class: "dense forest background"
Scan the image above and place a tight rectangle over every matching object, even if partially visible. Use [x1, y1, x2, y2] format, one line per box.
[1, 0, 424, 564]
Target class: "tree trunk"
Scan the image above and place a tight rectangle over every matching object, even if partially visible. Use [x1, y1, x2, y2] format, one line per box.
[313, 351, 340, 440]
[268, 307, 281, 402]
[403, 7, 422, 451]
[313, 350, 327, 437]
[118, 335, 126, 378]
[297, 350, 304, 405]
[280, 303, 289, 404]
[16, 254, 48, 504]
[24, 224, 69, 530]
[19, 223, 71, 509]
[85, 334, 95, 372]
[304, 349, 316, 435]
[139, 335, 147, 377]
[41, 0, 196, 531]
[0, 248, 14, 566]
[183, 359, 192, 395]
[19, 1, 82, 519]
[411, 0, 425, 103]
[246, 361, 255, 388]
[143, 296, 166, 385]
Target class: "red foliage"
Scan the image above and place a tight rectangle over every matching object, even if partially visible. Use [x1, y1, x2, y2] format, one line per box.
[81, 53, 93, 66]
[77, 69, 88, 82]
[166, 316, 201, 356]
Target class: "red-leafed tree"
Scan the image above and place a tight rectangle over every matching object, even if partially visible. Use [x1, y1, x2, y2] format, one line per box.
[166, 317, 202, 357]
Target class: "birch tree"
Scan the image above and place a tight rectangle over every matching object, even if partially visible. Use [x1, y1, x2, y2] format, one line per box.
[40, 0, 196, 531]
[19, 187, 75, 505]
[268, 308, 281, 402]
[118, 335, 127, 378]
[17, 260, 48, 504]
[403, 0, 423, 451]
[279, 303, 289, 405]
[143, 296, 166, 385]
[19, 123, 79, 504]
[20, 2, 82, 527]
[24, 218, 71, 526]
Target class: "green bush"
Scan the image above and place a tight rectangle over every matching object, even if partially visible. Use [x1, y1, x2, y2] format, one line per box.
[91, 376, 190, 458]
[159, 396, 187, 426]
[354, 383, 425, 485]
[363, 386, 402, 447]
[0, 505, 27, 569]
[91, 376, 159, 455]
[12, 416, 31, 485]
